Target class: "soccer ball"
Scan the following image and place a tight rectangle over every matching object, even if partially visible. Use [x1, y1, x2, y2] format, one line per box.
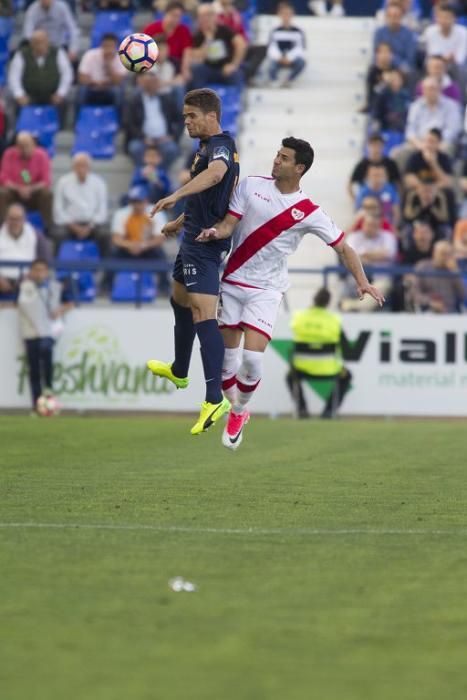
[36, 394, 60, 417]
[118, 33, 159, 73]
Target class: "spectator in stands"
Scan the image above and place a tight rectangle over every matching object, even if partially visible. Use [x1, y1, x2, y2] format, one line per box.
[402, 180, 455, 237]
[23, 0, 80, 64]
[52, 152, 108, 253]
[376, 0, 422, 31]
[111, 185, 170, 294]
[364, 42, 395, 113]
[371, 67, 411, 135]
[355, 163, 400, 227]
[349, 194, 395, 233]
[0, 203, 51, 298]
[149, 34, 186, 111]
[410, 240, 464, 312]
[400, 219, 435, 265]
[349, 133, 400, 201]
[123, 71, 183, 168]
[184, 2, 246, 89]
[397, 77, 462, 166]
[214, 0, 248, 39]
[373, 1, 417, 74]
[18, 258, 71, 411]
[422, 2, 467, 69]
[453, 218, 467, 258]
[77, 33, 127, 108]
[0, 132, 52, 230]
[214, 0, 267, 83]
[130, 145, 171, 205]
[266, 2, 306, 88]
[340, 212, 397, 311]
[415, 55, 462, 102]
[8, 30, 73, 115]
[404, 128, 454, 190]
[143, 1, 192, 70]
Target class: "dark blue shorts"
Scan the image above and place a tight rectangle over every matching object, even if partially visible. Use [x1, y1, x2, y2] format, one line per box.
[172, 240, 230, 296]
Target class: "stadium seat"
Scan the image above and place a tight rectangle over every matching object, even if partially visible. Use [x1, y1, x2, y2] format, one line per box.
[57, 240, 100, 303]
[26, 210, 44, 232]
[73, 106, 119, 159]
[380, 130, 404, 156]
[91, 11, 134, 48]
[16, 106, 60, 156]
[111, 272, 157, 303]
[75, 106, 119, 134]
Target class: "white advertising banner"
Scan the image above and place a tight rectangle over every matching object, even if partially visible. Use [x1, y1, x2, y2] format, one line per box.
[0, 307, 466, 416]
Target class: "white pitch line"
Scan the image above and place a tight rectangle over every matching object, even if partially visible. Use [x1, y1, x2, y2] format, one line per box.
[0, 522, 466, 537]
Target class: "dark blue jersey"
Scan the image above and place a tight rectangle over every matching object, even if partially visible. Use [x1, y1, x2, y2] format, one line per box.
[183, 131, 239, 244]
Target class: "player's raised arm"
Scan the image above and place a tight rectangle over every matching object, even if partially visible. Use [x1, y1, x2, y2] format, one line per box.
[196, 212, 239, 242]
[333, 237, 386, 307]
[150, 160, 228, 217]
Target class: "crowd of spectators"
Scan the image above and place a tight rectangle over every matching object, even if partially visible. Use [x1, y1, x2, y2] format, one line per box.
[346, 0, 467, 314]
[0, 0, 269, 302]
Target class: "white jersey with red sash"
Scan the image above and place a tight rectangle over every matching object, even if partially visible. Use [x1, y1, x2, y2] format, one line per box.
[223, 176, 344, 292]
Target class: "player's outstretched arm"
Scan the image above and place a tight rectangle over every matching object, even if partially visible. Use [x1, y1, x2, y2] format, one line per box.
[334, 239, 386, 307]
[161, 213, 185, 238]
[150, 161, 228, 217]
[196, 213, 239, 242]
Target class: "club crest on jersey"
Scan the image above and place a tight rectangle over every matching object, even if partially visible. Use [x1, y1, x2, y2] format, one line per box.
[291, 208, 305, 221]
[212, 146, 230, 161]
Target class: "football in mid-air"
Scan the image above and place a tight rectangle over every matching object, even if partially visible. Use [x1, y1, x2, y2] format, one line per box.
[118, 33, 159, 73]
[36, 394, 60, 417]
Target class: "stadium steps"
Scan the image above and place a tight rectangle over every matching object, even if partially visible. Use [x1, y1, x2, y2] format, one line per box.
[241, 15, 373, 310]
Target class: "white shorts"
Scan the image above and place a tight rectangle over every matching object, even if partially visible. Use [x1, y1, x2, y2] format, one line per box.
[218, 282, 283, 340]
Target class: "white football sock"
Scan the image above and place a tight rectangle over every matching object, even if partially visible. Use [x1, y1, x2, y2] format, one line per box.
[234, 349, 263, 413]
[221, 347, 241, 404]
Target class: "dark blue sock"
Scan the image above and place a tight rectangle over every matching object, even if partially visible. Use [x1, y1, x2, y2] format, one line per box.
[195, 319, 225, 404]
[170, 297, 195, 379]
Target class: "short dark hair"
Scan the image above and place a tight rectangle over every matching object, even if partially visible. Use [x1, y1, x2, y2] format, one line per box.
[101, 33, 118, 44]
[438, 3, 457, 15]
[31, 258, 49, 269]
[281, 137, 314, 174]
[368, 133, 384, 144]
[184, 88, 221, 120]
[314, 288, 331, 308]
[165, 1, 185, 13]
[428, 127, 442, 140]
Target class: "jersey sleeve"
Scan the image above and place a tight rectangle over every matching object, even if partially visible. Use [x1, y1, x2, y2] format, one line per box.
[207, 136, 234, 169]
[228, 177, 249, 219]
[304, 207, 344, 247]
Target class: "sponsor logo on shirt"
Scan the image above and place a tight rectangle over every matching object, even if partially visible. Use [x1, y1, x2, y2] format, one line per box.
[212, 146, 230, 161]
[254, 191, 271, 202]
[291, 208, 305, 221]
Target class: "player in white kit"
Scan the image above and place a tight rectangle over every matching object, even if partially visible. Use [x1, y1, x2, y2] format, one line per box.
[196, 137, 385, 449]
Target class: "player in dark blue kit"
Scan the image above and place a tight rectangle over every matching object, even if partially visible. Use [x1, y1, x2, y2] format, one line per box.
[147, 88, 240, 435]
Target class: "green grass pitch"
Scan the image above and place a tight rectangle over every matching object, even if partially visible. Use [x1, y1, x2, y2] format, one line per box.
[1, 415, 467, 700]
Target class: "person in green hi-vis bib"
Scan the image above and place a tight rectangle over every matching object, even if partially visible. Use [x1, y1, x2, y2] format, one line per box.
[286, 287, 352, 419]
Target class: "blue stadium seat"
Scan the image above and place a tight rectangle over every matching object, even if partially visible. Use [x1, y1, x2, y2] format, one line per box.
[380, 130, 404, 156]
[26, 210, 44, 232]
[91, 11, 134, 48]
[57, 240, 100, 303]
[73, 106, 118, 159]
[111, 271, 157, 303]
[76, 106, 119, 134]
[16, 105, 60, 156]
